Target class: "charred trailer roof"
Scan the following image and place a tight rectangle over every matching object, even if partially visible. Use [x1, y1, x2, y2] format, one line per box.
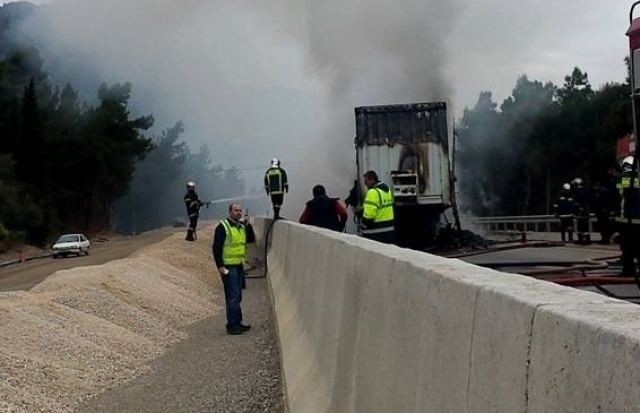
[354, 102, 448, 147]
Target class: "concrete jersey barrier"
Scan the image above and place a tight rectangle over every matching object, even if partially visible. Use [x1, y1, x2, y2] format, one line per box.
[253, 218, 640, 413]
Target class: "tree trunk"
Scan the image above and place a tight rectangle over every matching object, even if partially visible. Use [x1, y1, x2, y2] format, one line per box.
[545, 169, 551, 214]
[522, 172, 531, 215]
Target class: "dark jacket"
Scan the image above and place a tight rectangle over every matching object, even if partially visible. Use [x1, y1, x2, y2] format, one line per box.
[264, 167, 288, 194]
[184, 190, 202, 217]
[552, 190, 576, 217]
[615, 171, 640, 222]
[572, 187, 592, 217]
[299, 196, 348, 232]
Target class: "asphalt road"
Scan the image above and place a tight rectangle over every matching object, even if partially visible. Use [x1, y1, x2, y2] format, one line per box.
[459, 239, 640, 303]
[0, 228, 179, 292]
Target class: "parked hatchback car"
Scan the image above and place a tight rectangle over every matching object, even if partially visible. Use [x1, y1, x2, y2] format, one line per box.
[52, 233, 90, 258]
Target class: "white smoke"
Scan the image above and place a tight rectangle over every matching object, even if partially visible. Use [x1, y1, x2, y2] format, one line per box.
[15, 0, 627, 218]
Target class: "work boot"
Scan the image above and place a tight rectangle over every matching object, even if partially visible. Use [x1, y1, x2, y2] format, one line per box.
[227, 326, 244, 335]
[185, 230, 195, 241]
[226, 324, 251, 335]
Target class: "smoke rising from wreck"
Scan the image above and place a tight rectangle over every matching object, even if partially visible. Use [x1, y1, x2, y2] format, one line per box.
[17, 0, 627, 219]
[15, 0, 460, 218]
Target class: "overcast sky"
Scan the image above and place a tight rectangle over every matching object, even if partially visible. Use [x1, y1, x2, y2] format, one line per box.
[11, 0, 633, 212]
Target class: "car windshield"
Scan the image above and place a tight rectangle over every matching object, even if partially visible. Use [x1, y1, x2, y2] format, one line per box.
[57, 235, 79, 243]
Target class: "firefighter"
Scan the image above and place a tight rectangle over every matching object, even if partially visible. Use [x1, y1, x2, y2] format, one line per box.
[552, 183, 576, 242]
[264, 158, 288, 219]
[571, 177, 592, 244]
[593, 168, 618, 244]
[360, 170, 395, 244]
[299, 184, 348, 232]
[615, 156, 640, 277]
[184, 181, 205, 241]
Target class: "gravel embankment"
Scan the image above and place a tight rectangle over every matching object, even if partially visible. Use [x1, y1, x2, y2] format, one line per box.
[0, 226, 284, 412]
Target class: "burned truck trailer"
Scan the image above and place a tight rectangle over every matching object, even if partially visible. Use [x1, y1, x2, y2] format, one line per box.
[354, 102, 452, 248]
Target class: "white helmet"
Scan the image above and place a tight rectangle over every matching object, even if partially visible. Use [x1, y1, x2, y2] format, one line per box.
[270, 158, 280, 167]
[186, 181, 196, 189]
[622, 156, 635, 172]
[562, 183, 571, 191]
[571, 177, 583, 187]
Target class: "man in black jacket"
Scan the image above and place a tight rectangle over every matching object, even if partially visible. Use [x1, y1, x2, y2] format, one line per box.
[299, 185, 348, 232]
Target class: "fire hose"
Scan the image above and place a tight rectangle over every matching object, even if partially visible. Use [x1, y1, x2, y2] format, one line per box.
[443, 241, 565, 259]
[476, 254, 640, 301]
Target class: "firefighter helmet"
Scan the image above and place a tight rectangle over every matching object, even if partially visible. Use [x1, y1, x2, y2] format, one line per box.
[562, 183, 571, 191]
[622, 156, 634, 172]
[186, 181, 196, 190]
[270, 158, 280, 167]
[571, 177, 583, 187]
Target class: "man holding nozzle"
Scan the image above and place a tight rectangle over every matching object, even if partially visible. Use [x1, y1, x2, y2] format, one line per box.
[212, 202, 255, 335]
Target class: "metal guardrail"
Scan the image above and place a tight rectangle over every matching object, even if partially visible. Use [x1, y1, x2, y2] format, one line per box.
[461, 214, 597, 233]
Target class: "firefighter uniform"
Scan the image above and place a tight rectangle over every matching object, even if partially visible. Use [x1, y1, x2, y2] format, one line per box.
[552, 189, 576, 242]
[573, 184, 592, 244]
[361, 182, 395, 244]
[264, 165, 288, 218]
[184, 186, 203, 241]
[615, 171, 640, 276]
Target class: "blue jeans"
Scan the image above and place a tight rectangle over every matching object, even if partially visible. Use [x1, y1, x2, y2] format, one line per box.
[222, 265, 244, 328]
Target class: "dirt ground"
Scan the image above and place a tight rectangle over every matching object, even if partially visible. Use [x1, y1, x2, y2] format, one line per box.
[0, 225, 229, 412]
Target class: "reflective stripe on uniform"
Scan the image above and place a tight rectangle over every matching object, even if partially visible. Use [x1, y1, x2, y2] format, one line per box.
[361, 226, 394, 234]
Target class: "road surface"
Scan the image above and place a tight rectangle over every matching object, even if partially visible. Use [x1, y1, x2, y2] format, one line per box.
[0, 228, 179, 292]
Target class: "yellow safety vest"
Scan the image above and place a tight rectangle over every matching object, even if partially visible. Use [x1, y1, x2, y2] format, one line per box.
[616, 175, 640, 224]
[363, 183, 394, 232]
[221, 219, 247, 265]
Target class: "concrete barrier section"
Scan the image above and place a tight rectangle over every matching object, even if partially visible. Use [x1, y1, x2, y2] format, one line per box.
[255, 218, 640, 412]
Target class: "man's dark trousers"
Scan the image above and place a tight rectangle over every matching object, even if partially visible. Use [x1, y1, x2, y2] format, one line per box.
[222, 265, 244, 329]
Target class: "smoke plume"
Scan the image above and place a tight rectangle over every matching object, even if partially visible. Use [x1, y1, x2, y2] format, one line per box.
[13, 0, 626, 219]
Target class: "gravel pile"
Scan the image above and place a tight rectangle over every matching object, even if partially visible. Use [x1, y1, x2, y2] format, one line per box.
[0, 229, 222, 412]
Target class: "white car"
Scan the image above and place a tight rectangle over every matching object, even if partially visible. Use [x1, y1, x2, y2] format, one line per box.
[52, 233, 90, 258]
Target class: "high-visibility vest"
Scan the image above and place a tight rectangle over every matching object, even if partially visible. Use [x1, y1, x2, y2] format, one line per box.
[362, 183, 394, 233]
[221, 219, 247, 265]
[616, 174, 640, 225]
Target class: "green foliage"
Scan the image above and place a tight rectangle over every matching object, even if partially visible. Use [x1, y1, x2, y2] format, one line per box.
[0, 4, 248, 243]
[0, 48, 154, 244]
[458, 64, 632, 216]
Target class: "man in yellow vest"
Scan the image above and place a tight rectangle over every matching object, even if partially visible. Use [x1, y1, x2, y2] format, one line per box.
[360, 170, 395, 244]
[212, 202, 255, 335]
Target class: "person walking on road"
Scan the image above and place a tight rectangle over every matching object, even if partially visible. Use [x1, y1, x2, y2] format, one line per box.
[360, 170, 395, 244]
[264, 158, 288, 219]
[212, 203, 255, 335]
[299, 184, 348, 232]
